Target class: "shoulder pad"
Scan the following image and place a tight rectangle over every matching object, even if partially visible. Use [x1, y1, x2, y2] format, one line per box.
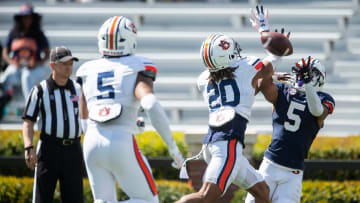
[239, 56, 263, 70]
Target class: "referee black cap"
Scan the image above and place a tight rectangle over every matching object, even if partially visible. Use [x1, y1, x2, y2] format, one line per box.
[50, 46, 79, 63]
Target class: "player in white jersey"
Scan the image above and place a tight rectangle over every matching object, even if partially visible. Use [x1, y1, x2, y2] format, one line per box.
[77, 16, 184, 203]
[176, 6, 279, 203]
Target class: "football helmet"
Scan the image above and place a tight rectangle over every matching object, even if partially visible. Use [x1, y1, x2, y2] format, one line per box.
[293, 57, 326, 91]
[98, 16, 137, 57]
[200, 33, 241, 72]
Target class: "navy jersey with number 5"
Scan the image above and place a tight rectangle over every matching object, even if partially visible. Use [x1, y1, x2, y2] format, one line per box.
[264, 83, 335, 170]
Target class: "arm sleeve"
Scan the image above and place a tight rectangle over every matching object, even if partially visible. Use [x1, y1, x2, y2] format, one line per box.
[247, 56, 263, 71]
[22, 86, 41, 122]
[304, 83, 324, 117]
[140, 94, 178, 151]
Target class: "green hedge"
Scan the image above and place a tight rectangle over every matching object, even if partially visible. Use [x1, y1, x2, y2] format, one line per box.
[252, 135, 360, 180]
[232, 180, 360, 203]
[253, 135, 360, 160]
[0, 176, 193, 203]
[0, 130, 188, 157]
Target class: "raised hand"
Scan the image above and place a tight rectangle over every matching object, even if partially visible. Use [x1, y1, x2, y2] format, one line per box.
[250, 5, 270, 33]
[292, 56, 313, 84]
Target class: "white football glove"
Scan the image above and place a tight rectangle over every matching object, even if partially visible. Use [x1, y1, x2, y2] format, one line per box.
[169, 147, 184, 169]
[250, 5, 270, 33]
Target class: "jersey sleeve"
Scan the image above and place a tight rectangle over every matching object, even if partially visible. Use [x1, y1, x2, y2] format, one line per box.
[247, 56, 263, 71]
[22, 85, 41, 122]
[137, 57, 158, 81]
[319, 92, 335, 114]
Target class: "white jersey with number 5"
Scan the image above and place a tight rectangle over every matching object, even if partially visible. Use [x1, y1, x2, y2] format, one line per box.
[76, 55, 157, 133]
[197, 56, 263, 121]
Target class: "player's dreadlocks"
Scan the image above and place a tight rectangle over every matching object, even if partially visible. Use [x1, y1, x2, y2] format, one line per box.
[208, 67, 236, 86]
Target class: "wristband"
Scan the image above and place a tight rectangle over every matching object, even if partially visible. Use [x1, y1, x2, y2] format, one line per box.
[24, 145, 33, 151]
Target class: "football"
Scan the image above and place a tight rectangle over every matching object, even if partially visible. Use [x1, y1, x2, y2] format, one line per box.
[261, 32, 293, 56]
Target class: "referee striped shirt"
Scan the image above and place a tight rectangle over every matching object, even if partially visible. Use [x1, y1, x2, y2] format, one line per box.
[22, 76, 82, 139]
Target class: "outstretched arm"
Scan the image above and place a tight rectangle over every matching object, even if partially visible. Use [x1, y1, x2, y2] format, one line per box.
[253, 60, 279, 105]
[134, 73, 184, 169]
[292, 56, 332, 127]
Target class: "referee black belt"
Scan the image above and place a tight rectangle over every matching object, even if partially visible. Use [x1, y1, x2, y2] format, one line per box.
[40, 133, 80, 146]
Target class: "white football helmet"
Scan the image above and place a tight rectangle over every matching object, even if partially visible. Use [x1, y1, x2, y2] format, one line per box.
[200, 33, 241, 72]
[294, 57, 326, 91]
[98, 16, 137, 57]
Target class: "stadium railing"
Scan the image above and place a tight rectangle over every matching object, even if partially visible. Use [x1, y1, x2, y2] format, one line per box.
[0, 6, 354, 30]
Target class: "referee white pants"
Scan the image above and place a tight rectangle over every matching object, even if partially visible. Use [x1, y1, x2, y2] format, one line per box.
[83, 126, 159, 203]
[245, 158, 303, 203]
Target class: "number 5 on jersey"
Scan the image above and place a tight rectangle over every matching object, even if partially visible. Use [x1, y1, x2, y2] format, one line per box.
[284, 101, 305, 132]
[97, 71, 115, 100]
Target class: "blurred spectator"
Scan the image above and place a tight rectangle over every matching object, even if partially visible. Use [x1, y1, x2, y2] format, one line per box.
[0, 41, 8, 72]
[1, 3, 50, 101]
[0, 41, 11, 121]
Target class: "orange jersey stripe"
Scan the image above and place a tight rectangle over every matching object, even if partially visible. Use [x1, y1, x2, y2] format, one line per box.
[132, 136, 157, 195]
[204, 34, 215, 70]
[109, 16, 120, 50]
[145, 65, 158, 74]
[323, 101, 334, 114]
[254, 61, 263, 70]
[218, 139, 237, 192]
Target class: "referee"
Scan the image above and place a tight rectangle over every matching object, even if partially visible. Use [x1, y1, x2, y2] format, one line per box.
[22, 46, 84, 203]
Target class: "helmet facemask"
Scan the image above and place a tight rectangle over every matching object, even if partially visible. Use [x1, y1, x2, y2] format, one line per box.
[311, 67, 325, 90]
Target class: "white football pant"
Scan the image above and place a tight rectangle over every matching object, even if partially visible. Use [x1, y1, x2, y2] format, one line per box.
[202, 139, 264, 195]
[245, 158, 303, 203]
[83, 126, 159, 203]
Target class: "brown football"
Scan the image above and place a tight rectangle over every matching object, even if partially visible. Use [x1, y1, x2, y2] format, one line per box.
[261, 32, 293, 56]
